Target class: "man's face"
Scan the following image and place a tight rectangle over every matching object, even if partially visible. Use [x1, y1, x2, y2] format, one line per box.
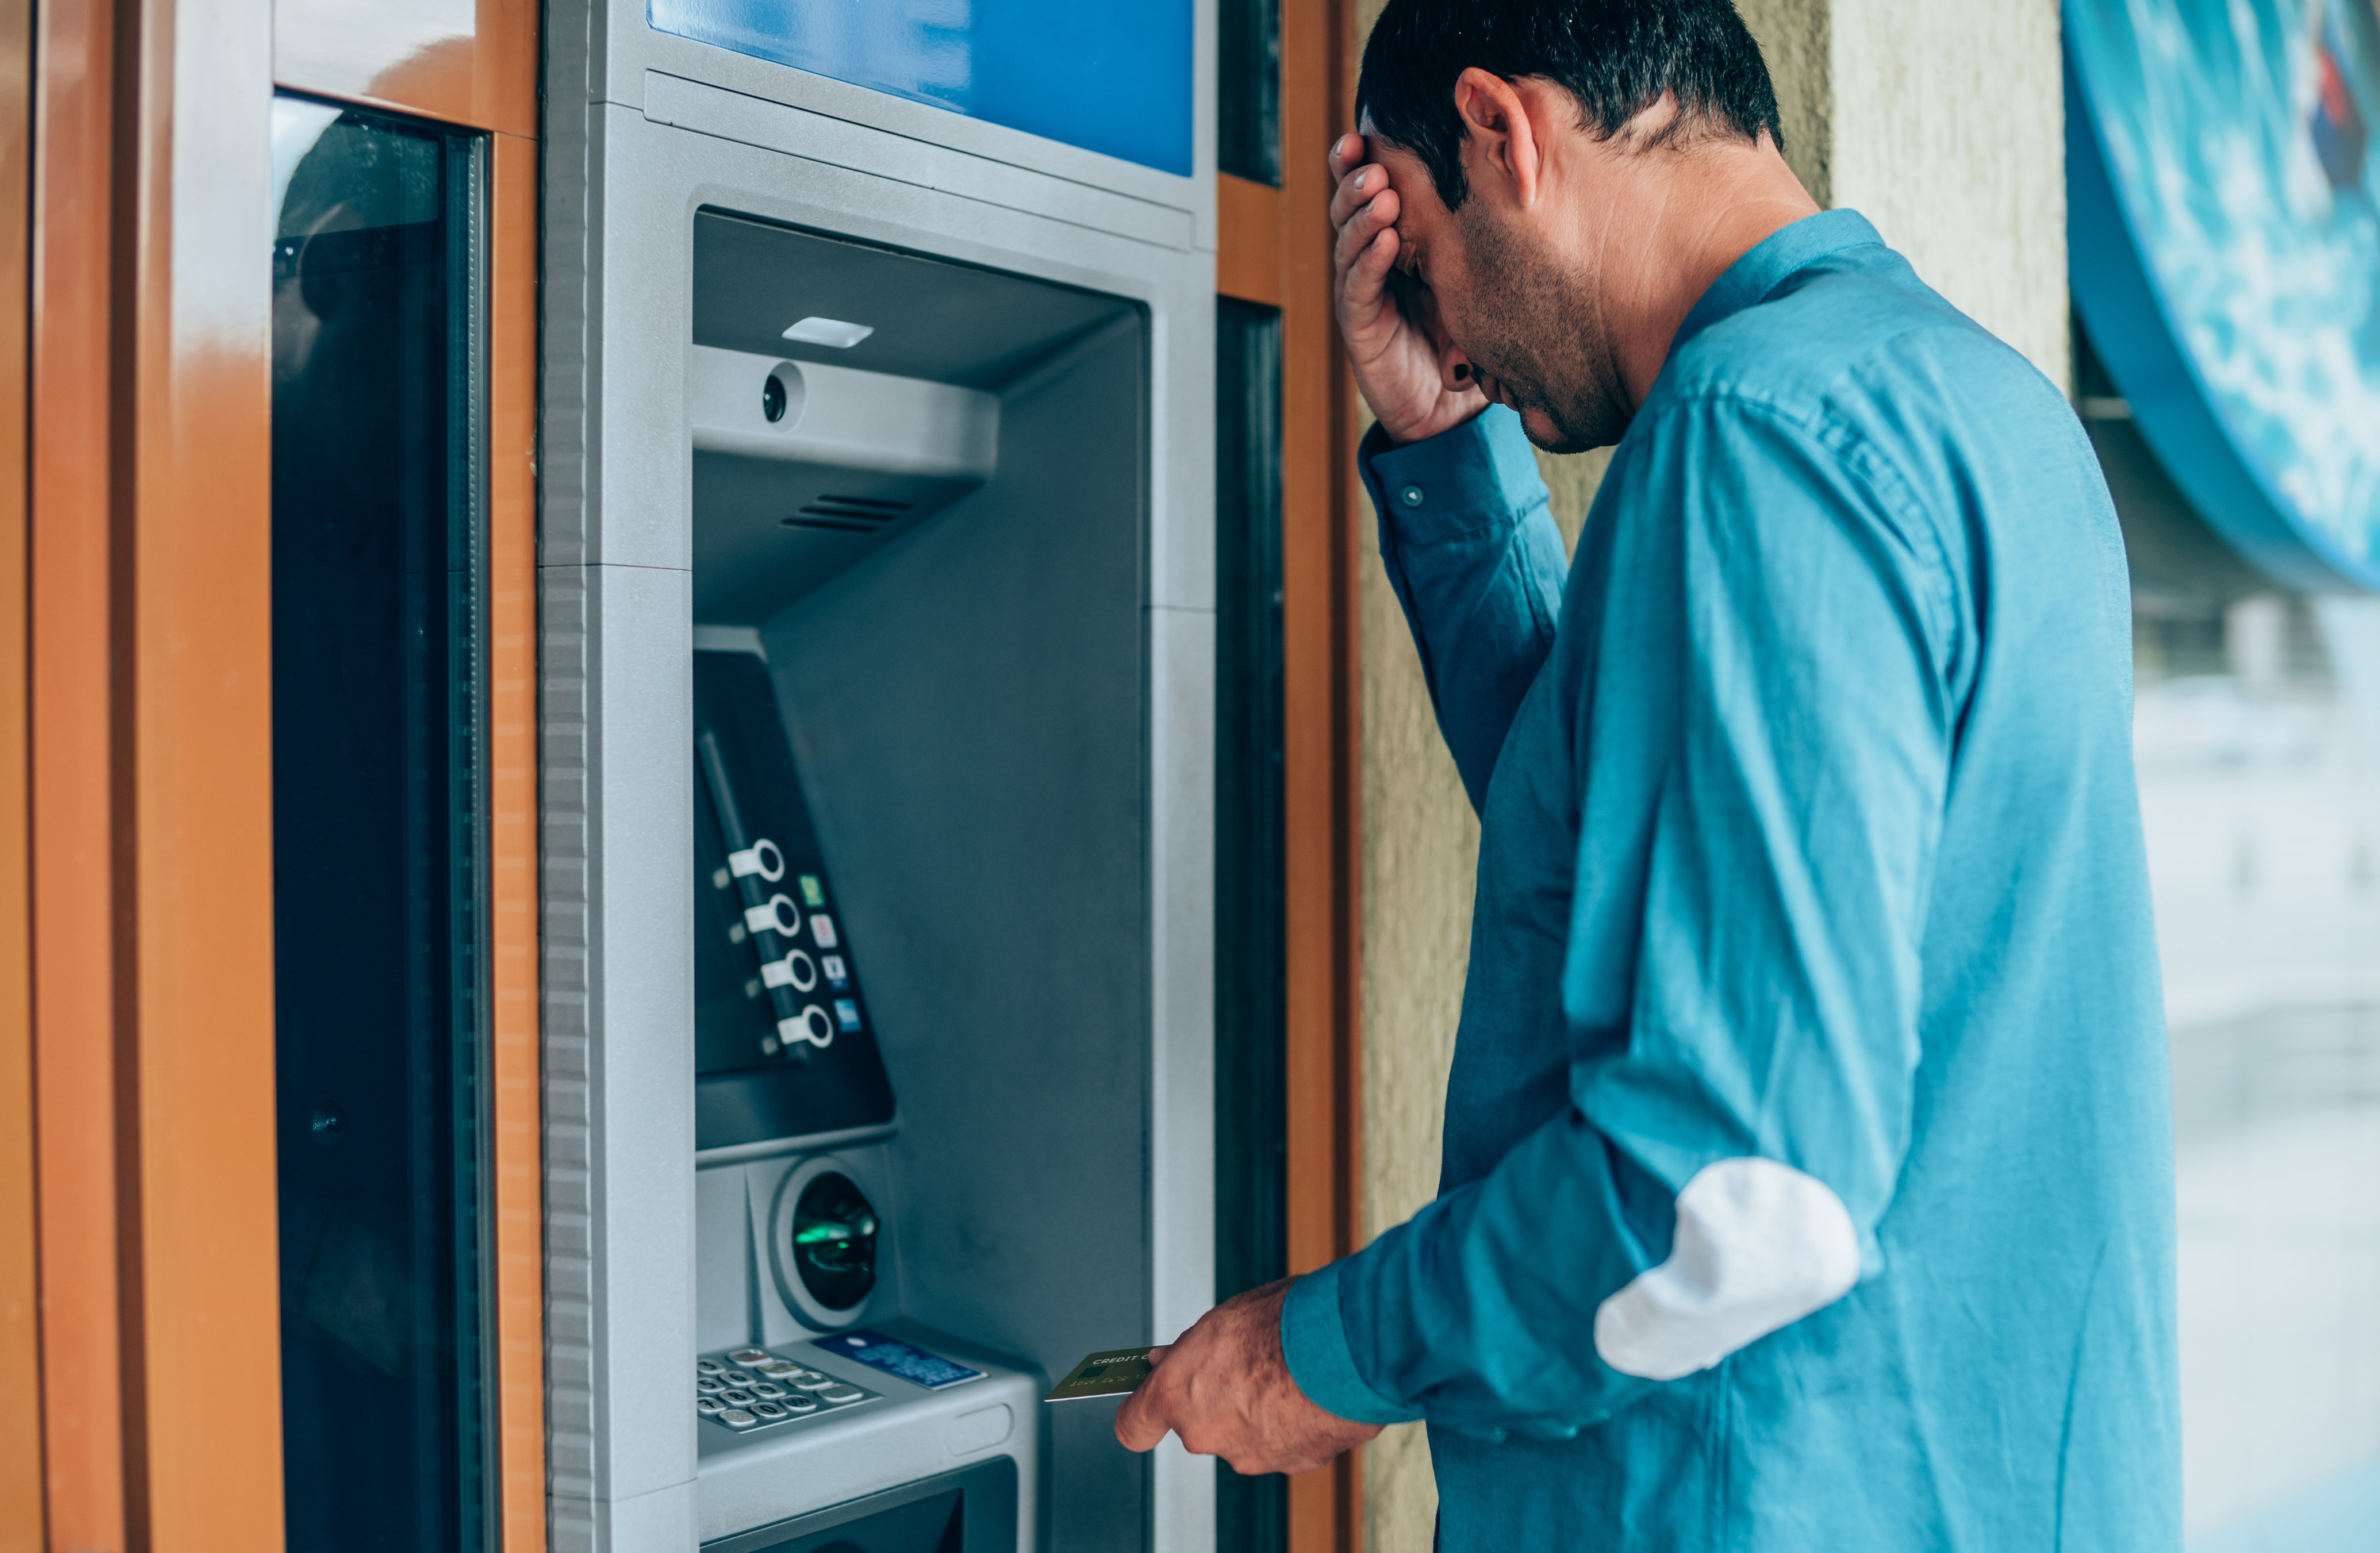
[1371, 139, 1630, 454]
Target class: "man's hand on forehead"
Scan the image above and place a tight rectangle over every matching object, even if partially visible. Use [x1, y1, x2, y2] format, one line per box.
[1328, 129, 1487, 445]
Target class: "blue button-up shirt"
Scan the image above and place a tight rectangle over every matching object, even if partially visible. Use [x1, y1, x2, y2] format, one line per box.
[1279, 210, 2179, 1548]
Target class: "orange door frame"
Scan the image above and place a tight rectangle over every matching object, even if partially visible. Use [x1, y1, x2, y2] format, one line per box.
[0, 0, 37, 1543]
[26, 0, 286, 1544]
[25, 0, 134, 1543]
[1217, 2, 1367, 1550]
[14, 1, 543, 1547]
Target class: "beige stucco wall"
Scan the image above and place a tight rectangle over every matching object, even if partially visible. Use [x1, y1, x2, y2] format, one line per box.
[1347, 6, 2069, 1550]
[1736, 0, 2070, 385]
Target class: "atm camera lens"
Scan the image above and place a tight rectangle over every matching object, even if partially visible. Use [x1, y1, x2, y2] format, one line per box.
[792, 1171, 878, 1310]
[762, 373, 788, 423]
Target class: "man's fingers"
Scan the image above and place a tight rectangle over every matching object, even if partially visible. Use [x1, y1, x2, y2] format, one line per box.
[1329, 182, 1398, 262]
[1329, 193, 1384, 276]
[1336, 230, 1400, 344]
[1112, 1378, 1171, 1453]
[1326, 160, 1388, 227]
[1333, 215, 1399, 319]
[1327, 133, 1365, 181]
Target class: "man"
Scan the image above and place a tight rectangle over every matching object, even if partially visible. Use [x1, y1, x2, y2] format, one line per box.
[1120, 1, 2180, 1546]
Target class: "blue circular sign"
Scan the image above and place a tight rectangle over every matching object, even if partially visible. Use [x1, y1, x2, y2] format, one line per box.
[2067, 0, 2380, 591]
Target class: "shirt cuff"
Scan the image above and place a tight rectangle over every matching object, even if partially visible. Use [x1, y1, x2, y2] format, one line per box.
[1359, 404, 1550, 550]
[1280, 1261, 1426, 1427]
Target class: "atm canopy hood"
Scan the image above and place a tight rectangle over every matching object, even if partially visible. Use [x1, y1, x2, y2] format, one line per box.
[2065, 0, 2380, 592]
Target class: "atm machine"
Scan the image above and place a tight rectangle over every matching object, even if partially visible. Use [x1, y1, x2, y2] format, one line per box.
[540, 6, 1216, 1553]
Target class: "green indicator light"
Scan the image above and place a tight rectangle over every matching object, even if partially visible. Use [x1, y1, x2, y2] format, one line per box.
[795, 1214, 877, 1247]
[798, 875, 826, 907]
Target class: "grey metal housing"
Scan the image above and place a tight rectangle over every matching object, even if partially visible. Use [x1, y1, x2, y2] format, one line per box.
[541, 4, 1219, 1550]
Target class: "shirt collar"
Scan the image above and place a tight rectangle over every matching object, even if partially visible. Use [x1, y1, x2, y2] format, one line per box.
[1669, 208, 1884, 355]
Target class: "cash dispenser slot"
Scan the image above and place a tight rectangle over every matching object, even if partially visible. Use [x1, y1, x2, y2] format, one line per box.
[689, 211, 1154, 1551]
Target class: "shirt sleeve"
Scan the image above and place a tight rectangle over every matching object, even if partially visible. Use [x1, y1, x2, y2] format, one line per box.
[1360, 406, 1570, 813]
[1282, 402, 1958, 1437]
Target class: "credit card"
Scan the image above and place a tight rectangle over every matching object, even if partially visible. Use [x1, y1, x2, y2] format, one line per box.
[1044, 1347, 1156, 1402]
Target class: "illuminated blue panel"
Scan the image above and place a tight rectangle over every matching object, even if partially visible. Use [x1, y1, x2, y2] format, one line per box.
[2066, 0, 2380, 591]
[650, 0, 1195, 177]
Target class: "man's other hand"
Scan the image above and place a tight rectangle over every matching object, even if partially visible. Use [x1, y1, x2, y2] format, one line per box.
[1329, 133, 1487, 445]
[1112, 1278, 1384, 1475]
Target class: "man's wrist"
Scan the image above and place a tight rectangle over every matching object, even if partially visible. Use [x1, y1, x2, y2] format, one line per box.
[1358, 404, 1549, 551]
[1379, 398, 1490, 448]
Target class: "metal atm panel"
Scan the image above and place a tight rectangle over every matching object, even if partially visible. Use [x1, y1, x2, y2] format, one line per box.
[539, 4, 1216, 1550]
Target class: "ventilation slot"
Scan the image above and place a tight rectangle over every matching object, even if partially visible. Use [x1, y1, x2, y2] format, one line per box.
[781, 495, 916, 532]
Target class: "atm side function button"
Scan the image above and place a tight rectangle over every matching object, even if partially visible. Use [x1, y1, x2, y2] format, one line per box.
[818, 1385, 865, 1405]
[718, 1409, 759, 1429]
[788, 1372, 837, 1392]
[727, 1348, 771, 1365]
[746, 898, 801, 939]
[752, 1357, 799, 1376]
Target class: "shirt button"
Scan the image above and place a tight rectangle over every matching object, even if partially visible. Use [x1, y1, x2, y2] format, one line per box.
[1399, 484, 1425, 507]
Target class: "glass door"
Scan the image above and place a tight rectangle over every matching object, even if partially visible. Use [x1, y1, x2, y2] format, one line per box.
[269, 96, 491, 1553]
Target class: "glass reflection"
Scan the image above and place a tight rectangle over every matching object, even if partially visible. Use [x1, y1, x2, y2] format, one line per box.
[270, 98, 487, 1553]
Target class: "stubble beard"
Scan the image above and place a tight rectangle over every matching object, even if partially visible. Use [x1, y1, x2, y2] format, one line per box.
[1453, 202, 1630, 455]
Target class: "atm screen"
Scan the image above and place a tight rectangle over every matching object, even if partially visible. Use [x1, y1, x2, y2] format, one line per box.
[694, 649, 896, 1148]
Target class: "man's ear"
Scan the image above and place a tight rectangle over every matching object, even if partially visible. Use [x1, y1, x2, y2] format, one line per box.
[1451, 67, 1543, 210]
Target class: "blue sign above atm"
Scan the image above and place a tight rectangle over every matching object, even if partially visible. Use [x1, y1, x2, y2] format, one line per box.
[649, 0, 1196, 177]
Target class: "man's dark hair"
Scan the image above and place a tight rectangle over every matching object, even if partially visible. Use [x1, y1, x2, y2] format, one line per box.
[1357, 0, 1785, 210]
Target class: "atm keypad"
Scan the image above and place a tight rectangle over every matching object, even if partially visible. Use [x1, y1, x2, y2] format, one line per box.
[699, 1347, 878, 1434]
